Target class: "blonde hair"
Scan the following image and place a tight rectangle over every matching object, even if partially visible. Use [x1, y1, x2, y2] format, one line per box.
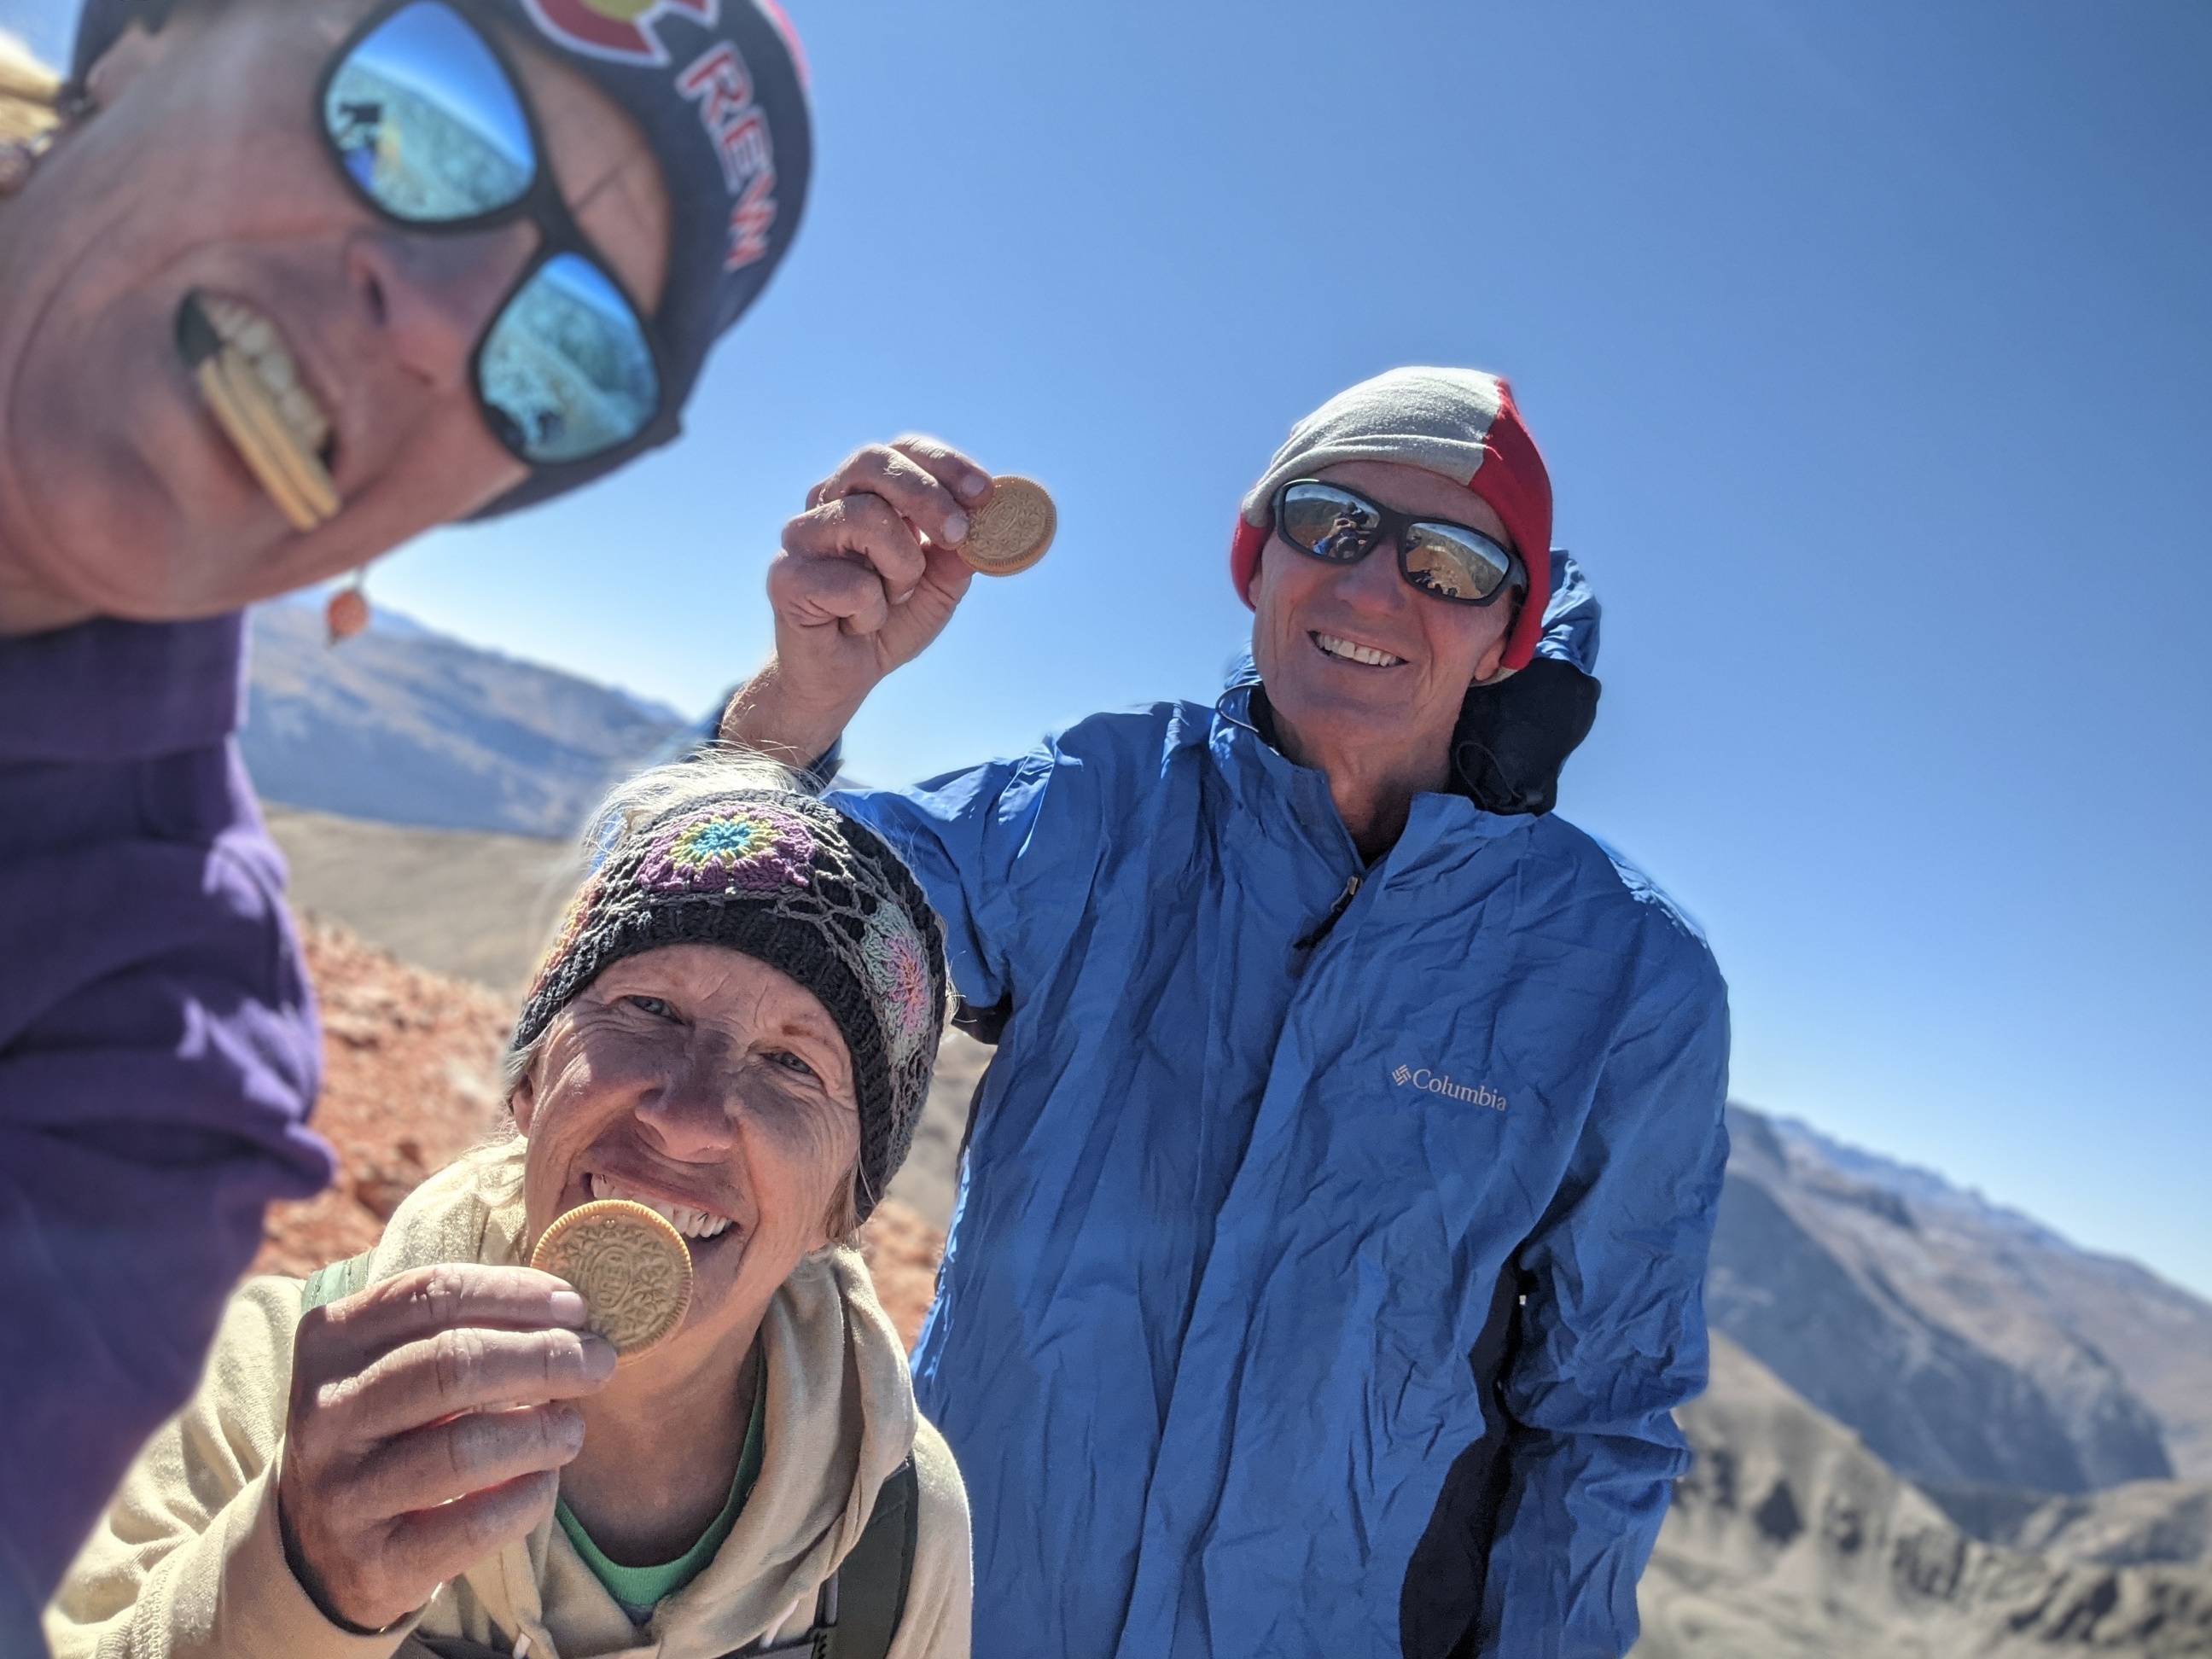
[0, 30, 60, 148]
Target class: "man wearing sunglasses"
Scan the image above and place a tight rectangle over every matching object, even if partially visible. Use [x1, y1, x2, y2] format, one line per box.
[721, 367, 1732, 1658]
[0, 0, 806, 1633]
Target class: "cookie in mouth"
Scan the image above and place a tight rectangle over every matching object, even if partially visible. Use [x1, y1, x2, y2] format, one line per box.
[175, 290, 340, 532]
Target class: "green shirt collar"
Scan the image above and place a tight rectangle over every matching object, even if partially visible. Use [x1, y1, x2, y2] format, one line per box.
[556, 1349, 769, 1620]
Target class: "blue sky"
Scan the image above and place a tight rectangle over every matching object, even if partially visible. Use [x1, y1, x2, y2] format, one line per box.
[12, 0, 2209, 1296]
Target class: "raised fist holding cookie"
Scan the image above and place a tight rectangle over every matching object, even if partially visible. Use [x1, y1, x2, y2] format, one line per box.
[724, 436, 1054, 765]
[276, 1264, 615, 1633]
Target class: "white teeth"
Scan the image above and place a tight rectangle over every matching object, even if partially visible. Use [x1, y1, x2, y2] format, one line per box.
[1315, 632, 1404, 668]
[200, 294, 332, 454]
[587, 1173, 731, 1238]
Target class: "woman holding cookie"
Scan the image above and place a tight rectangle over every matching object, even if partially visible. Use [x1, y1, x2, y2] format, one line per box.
[0, 0, 808, 1628]
[50, 759, 972, 1658]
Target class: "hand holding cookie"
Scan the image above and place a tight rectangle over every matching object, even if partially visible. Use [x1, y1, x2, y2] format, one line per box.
[731, 437, 1054, 765]
[276, 1263, 615, 1633]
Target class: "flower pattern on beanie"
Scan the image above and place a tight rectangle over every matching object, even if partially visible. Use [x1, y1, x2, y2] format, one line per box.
[639, 806, 814, 896]
[859, 901, 934, 1066]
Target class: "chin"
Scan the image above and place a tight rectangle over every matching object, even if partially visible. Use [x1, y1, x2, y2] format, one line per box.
[1275, 677, 1417, 734]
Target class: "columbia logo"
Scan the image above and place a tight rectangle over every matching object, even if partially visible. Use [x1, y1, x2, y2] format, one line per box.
[1392, 1064, 1508, 1111]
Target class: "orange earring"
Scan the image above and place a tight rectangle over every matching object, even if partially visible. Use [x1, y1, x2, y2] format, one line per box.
[324, 570, 370, 644]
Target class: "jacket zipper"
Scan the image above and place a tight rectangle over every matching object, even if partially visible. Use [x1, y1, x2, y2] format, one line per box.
[1293, 873, 1363, 952]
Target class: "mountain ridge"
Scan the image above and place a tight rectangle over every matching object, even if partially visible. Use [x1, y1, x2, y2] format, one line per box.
[242, 597, 690, 840]
[1713, 1103, 2212, 1495]
[1633, 1335, 2212, 1657]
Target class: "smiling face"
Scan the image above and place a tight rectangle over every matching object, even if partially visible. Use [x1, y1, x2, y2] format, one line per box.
[1249, 458, 1521, 787]
[0, 0, 671, 630]
[510, 944, 860, 1374]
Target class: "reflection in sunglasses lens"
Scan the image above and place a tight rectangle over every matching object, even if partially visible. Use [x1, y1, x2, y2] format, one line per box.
[326, 1, 534, 222]
[1404, 526, 1508, 601]
[1281, 484, 1380, 562]
[479, 253, 659, 464]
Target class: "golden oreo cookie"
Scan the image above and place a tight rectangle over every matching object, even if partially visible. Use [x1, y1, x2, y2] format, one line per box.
[530, 1199, 695, 1363]
[178, 293, 341, 533]
[958, 475, 1057, 575]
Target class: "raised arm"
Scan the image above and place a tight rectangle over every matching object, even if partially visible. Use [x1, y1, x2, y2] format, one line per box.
[720, 436, 996, 766]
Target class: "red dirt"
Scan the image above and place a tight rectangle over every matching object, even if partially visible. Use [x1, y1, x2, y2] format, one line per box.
[259, 919, 946, 1349]
[858, 1195, 947, 1352]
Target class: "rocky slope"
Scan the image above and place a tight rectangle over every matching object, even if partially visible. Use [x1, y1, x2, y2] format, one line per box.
[1709, 1103, 2212, 1495]
[1762, 1111, 2212, 1486]
[244, 598, 688, 839]
[1933, 1479, 2212, 1574]
[1633, 1336, 2212, 1658]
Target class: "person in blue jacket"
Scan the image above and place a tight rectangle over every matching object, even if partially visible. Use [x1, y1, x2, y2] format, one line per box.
[721, 367, 1732, 1658]
[0, 0, 808, 1639]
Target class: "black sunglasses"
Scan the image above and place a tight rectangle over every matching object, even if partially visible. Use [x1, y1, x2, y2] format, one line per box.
[1272, 479, 1527, 607]
[317, 0, 671, 469]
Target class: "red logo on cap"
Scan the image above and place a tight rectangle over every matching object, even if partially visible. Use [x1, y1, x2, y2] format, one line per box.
[677, 40, 777, 269]
[522, 0, 715, 67]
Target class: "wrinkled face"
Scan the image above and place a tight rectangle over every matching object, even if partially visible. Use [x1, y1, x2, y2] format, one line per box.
[0, 0, 670, 621]
[512, 945, 860, 1369]
[1250, 458, 1518, 774]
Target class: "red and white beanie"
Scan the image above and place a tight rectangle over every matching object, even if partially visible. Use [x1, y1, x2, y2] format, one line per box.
[1231, 368, 1555, 672]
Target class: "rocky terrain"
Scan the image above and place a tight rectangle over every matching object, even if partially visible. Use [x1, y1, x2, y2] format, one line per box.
[1709, 1104, 2212, 1495]
[1633, 1338, 2212, 1657]
[245, 598, 689, 839]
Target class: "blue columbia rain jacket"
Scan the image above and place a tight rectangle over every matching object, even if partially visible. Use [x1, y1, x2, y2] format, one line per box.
[831, 558, 1730, 1659]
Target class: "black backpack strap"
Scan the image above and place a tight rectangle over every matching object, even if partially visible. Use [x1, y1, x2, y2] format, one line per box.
[300, 1249, 376, 1313]
[815, 1458, 919, 1659]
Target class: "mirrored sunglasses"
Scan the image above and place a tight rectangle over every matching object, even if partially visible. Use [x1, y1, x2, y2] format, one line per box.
[1274, 479, 1526, 607]
[320, 0, 664, 467]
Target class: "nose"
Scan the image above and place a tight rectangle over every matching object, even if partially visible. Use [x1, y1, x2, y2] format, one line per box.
[1331, 533, 1412, 615]
[631, 1050, 737, 1163]
[345, 222, 538, 391]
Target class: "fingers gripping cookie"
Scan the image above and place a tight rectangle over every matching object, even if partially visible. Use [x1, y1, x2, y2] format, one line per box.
[958, 475, 1056, 575]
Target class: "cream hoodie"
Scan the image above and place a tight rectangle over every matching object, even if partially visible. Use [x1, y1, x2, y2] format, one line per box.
[46, 1144, 972, 1659]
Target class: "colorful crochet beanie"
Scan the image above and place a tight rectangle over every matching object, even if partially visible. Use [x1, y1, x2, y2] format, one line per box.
[514, 786, 947, 1220]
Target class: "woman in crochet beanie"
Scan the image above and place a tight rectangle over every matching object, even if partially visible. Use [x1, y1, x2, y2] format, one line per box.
[49, 755, 971, 1659]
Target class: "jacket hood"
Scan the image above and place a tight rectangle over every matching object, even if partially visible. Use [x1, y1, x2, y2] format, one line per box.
[1225, 547, 1603, 818]
[357, 1141, 917, 1655]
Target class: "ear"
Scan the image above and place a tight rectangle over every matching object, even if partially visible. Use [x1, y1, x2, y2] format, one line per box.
[510, 1061, 540, 1137]
[808, 1161, 862, 1253]
[81, 22, 171, 110]
[1470, 627, 1516, 689]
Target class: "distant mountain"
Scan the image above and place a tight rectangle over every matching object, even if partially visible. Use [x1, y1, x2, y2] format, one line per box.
[1633, 1336, 2212, 1658]
[1710, 1103, 2212, 1503]
[242, 599, 691, 839]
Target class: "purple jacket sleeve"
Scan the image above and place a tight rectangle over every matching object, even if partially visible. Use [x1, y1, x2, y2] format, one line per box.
[0, 617, 334, 1643]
